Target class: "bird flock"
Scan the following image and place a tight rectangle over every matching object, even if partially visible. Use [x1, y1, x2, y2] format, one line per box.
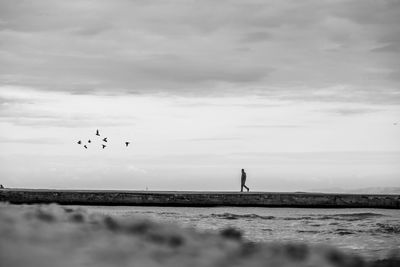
[77, 129, 130, 149]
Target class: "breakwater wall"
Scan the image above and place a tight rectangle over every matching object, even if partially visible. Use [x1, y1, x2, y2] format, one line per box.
[0, 189, 399, 208]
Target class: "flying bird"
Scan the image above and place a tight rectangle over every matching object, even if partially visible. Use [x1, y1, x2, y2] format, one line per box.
[102, 144, 106, 149]
[88, 140, 91, 143]
[77, 140, 82, 145]
[125, 142, 130, 147]
[84, 145, 88, 149]
[103, 137, 108, 142]
[96, 129, 100, 136]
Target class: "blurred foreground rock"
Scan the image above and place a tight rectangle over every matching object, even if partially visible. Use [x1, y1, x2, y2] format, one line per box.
[0, 203, 398, 267]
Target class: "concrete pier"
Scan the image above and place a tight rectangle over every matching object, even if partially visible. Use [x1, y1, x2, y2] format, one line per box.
[0, 189, 399, 208]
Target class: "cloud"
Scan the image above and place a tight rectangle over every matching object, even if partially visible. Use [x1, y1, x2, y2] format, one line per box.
[0, 136, 61, 144]
[0, 0, 399, 104]
[0, 114, 129, 128]
[331, 0, 400, 27]
[371, 43, 400, 53]
[0, 86, 138, 128]
[323, 107, 381, 116]
[240, 31, 271, 43]
[188, 137, 242, 142]
[0, 96, 31, 106]
[265, 85, 400, 105]
[238, 124, 303, 128]
[388, 70, 400, 81]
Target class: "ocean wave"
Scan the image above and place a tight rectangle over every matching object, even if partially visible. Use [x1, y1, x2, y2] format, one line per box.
[319, 213, 384, 221]
[297, 229, 357, 236]
[375, 223, 400, 234]
[210, 213, 275, 220]
[283, 216, 314, 221]
[158, 212, 179, 215]
[283, 213, 384, 221]
[334, 229, 355, 235]
[297, 230, 321, 234]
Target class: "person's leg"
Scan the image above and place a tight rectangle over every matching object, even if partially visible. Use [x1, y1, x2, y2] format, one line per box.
[244, 184, 249, 192]
[241, 184, 244, 192]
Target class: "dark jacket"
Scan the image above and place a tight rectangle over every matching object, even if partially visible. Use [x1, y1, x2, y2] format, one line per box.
[241, 171, 246, 183]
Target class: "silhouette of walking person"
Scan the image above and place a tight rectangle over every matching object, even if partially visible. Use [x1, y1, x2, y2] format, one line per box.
[241, 169, 249, 192]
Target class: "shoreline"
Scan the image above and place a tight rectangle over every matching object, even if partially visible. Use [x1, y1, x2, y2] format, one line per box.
[1, 188, 399, 208]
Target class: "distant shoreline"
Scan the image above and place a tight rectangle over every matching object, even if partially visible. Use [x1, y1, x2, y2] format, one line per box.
[1, 188, 399, 208]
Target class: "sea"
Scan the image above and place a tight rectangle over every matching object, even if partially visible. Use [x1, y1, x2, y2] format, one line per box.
[82, 206, 400, 260]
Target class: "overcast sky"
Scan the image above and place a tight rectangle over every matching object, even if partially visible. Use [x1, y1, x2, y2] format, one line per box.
[0, 0, 399, 191]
